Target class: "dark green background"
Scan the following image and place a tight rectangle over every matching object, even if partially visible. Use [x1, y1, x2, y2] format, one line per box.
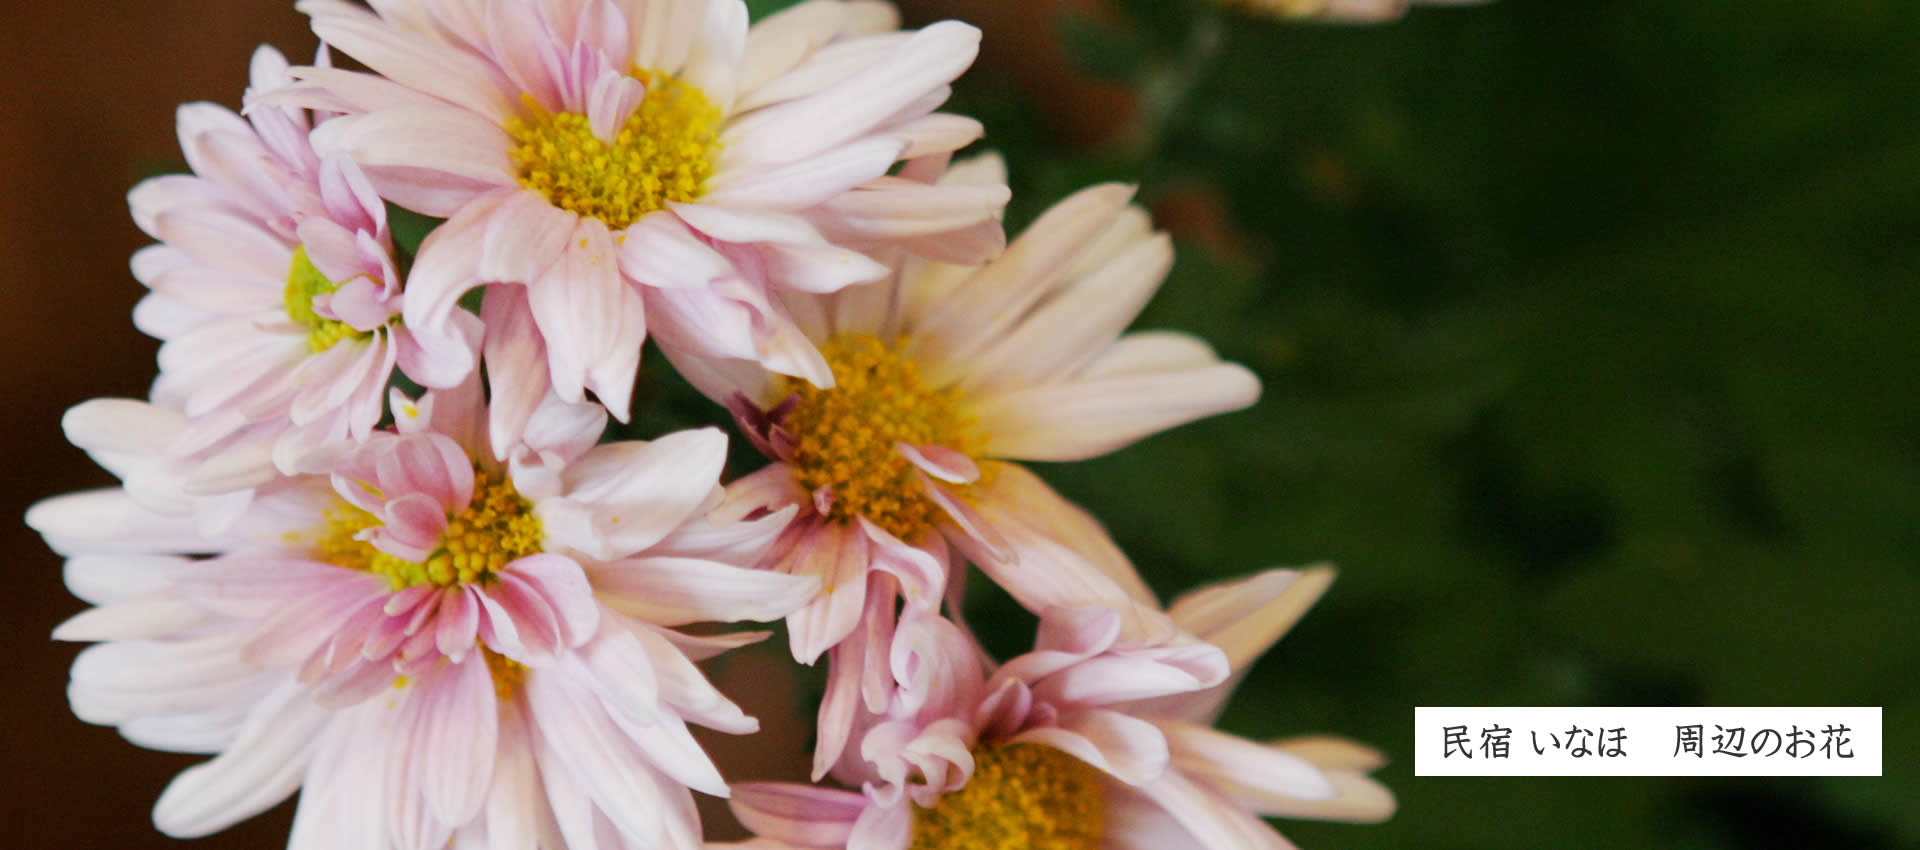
[742, 0, 1919, 846]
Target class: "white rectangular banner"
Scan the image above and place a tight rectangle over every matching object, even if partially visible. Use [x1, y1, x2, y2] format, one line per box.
[1414, 707, 1881, 776]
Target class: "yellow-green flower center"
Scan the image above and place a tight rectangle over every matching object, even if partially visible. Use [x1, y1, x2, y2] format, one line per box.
[910, 743, 1107, 850]
[318, 467, 543, 589]
[506, 70, 722, 230]
[285, 245, 371, 352]
[784, 335, 985, 542]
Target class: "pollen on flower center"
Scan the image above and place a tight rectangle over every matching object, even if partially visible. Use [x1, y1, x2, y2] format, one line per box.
[910, 743, 1107, 850]
[784, 335, 982, 542]
[318, 467, 543, 589]
[483, 647, 527, 702]
[505, 70, 722, 230]
[285, 245, 370, 352]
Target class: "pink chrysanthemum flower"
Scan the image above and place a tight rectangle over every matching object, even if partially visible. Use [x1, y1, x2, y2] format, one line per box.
[675, 161, 1261, 670]
[29, 381, 817, 849]
[114, 45, 472, 509]
[726, 568, 1394, 850]
[281, 0, 1006, 448]
[1230, 0, 1485, 23]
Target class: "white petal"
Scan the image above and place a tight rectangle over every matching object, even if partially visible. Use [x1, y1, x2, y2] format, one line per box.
[549, 429, 729, 559]
[152, 684, 328, 837]
[592, 556, 819, 627]
[973, 360, 1261, 462]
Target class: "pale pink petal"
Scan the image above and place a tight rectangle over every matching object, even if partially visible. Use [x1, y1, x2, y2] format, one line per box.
[907, 183, 1136, 376]
[672, 203, 825, 246]
[277, 66, 451, 114]
[481, 190, 583, 284]
[856, 519, 945, 607]
[591, 556, 819, 627]
[483, 700, 553, 850]
[1011, 709, 1169, 787]
[307, 106, 516, 190]
[783, 522, 869, 664]
[722, 22, 978, 167]
[483, 0, 567, 109]
[620, 617, 759, 733]
[729, 783, 866, 848]
[394, 311, 481, 390]
[704, 137, 905, 210]
[401, 190, 508, 335]
[151, 683, 329, 838]
[62, 554, 185, 606]
[148, 208, 291, 283]
[375, 492, 451, 560]
[630, 0, 706, 73]
[607, 709, 729, 797]
[548, 428, 728, 559]
[973, 360, 1261, 463]
[678, 0, 748, 110]
[577, 627, 661, 730]
[1271, 735, 1389, 772]
[1238, 768, 1397, 824]
[958, 233, 1172, 394]
[526, 216, 637, 411]
[507, 553, 601, 649]
[1133, 769, 1303, 850]
[524, 671, 668, 842]
[643, 278, 762, 363]
[302, 0, 519, 121]
[479, 287, 554, 456]
[377, 432, 476, 512]
[895, 442, 978, 484]
[1032, 644, 1229, 708]
[733, 32, 911, 115]
[844, 797, 911, 850]
[421, 657, 500, 825]
[810, 176, 1008, 243]
[490, 573, 566, 662]
[1138, 567, 1336, 723]
[813, 640, 863, 781]
[243, 575, 384, 668]
[1159, 720, 1336, 807]
[759, 240, 891, 293]
[959, 463, 1158, 619]
[434, 587, 481, 661]
[614, 213, 736, 290]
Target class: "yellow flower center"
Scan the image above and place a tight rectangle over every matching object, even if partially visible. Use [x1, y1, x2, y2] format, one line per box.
[783, 335, 984, 542]
[910, 743, 1107, 850]
[483, 647, 527, 701]
[285, 245, 372, 352]
[318, 467, 543, 589]
[506, 70, 722, 230]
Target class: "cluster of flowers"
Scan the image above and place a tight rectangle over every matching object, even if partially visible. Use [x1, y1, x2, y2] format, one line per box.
[30, 1, 1404, 848]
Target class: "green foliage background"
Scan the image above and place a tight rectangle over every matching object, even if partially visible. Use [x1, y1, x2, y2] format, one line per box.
[713, 0, 1920, 846]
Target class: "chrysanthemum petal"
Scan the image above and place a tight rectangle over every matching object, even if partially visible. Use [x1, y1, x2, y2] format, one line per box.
[549, 428, 728, 559]
[730, 783, 866, 848]
[720, 21, 979, 167]
[300, 0, 519, 121]
[783, 522, 869, 664]
[958, 233, 1172, 394]
[972, 358, 1261, 462]
[152, 683, 328, 838]
[705, 136, 905, 210]
[421, 658, 500, 825]
[1159, 719, 1337, 804]
[594, 555, 819, 627]
[308, 106, 517, 197]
